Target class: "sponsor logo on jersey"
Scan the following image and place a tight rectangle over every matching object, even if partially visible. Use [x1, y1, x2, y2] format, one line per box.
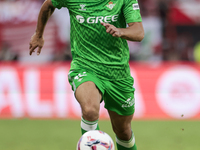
[76, 15, 85, 23]
[79, 4, 86, 11]
[121, 97, 135, 108]
[133, 3, 140, 10]
[106, 1, 116, 10]
[76, 14, 118, 24]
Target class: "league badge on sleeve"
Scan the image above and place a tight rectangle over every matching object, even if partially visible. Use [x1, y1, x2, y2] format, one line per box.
[132, 3, 140, 10]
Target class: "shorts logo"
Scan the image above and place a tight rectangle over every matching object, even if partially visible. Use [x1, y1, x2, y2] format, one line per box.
[74, 72, 87, 82]
[78, 78, 83, 82]
[132, 4, 140, 10]
[122, 97, 135, 108]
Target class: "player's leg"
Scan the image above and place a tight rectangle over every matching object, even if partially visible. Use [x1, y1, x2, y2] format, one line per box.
[68, 69, 104, 135]
[108, 110, 137, 150]
[103, 76, 136, 150]
[75, 81, 102, 134]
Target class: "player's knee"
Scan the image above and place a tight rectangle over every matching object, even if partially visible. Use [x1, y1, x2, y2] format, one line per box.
[113, 126, 132, 141]
[82, 106, 99, 121]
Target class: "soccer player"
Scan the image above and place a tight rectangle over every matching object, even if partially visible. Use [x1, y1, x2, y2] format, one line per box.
[29, 0, 144, 150]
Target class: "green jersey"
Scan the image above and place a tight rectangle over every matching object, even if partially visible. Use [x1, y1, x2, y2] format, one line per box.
[51, 0, 142, 80]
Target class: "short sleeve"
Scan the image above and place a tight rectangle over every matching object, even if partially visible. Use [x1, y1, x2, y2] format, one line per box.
[51, 0, 66, 9]
[123, 0, 142, 24]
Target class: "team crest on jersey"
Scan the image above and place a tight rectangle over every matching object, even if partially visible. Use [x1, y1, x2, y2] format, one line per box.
[106, 1, 116, 10]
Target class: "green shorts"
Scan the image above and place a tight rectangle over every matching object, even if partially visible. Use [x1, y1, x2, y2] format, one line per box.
[68, 68, 135, 116]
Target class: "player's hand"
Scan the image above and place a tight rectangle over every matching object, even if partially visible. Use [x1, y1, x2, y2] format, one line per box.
[29, 33, 44, 55]
[101, 22, 121, 37]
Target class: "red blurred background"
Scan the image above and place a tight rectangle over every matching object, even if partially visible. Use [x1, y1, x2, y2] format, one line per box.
[0, 0, 200, 120]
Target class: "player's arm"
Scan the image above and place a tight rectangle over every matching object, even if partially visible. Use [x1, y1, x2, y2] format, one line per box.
[29, 0, 55, 55]
[101, 22, 144, 42]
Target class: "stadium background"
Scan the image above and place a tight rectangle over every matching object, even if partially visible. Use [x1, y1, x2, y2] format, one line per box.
[0, 0, 200, 150]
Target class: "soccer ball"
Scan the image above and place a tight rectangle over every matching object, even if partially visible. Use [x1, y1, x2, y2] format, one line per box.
[76, 130, 115, 150]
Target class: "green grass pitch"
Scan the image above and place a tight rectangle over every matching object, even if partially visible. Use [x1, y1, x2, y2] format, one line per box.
[0, 119, 199, 150]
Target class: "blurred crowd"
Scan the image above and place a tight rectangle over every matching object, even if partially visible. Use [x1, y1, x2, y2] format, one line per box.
[0, 0, 200, 63]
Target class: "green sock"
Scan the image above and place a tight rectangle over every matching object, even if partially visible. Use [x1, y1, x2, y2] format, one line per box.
[116, 133, 137, 150]
[81, 117, 100, 135]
